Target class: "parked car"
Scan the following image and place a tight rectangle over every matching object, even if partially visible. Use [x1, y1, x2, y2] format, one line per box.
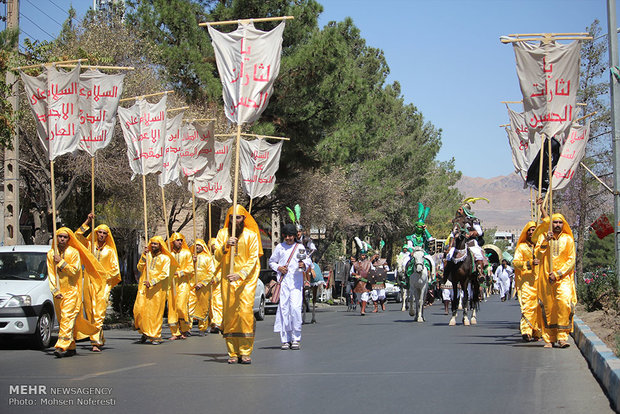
[0, 245, 57, 349]
[384, 271, 402, 303]
[253, 277, 266, 321]
[259, 268, 279, 314]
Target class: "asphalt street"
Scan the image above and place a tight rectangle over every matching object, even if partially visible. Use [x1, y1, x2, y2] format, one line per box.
[0, 296, 614, 414]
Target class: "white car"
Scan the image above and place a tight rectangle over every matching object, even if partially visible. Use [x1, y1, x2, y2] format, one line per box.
[0, 245, 57, 349]
[253, 277, 265, 321]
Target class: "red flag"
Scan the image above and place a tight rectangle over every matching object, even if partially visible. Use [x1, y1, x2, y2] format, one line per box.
[590, 214, 613, 240]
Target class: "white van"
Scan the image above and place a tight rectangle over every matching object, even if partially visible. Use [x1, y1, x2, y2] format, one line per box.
[0, 245, 57, 349]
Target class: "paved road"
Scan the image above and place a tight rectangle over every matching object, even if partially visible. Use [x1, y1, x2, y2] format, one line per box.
[0, 296, 614, 414]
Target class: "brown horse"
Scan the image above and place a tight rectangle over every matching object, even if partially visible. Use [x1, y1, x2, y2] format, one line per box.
[444, 220, 480, 326]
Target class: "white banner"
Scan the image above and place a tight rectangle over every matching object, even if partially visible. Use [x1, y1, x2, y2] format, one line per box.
[552, 121, 590, 190]
[208, 22, 284, 125]
[506, 107, 542, 180]
[240, 139, 282, 198]
[513, 40, 580, 139]
[20, 65, 81, 160]
[118, 96, 167, 178]
[192, 138, 233, 203]
[158, 112, 184, 187]
[180, 121, 216, 178]
[77, 69, 125, 156]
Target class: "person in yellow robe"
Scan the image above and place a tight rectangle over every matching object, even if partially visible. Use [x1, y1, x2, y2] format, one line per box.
[167, 232, 194, 339]
[47, 227, 105, 358]
[535, 213, 576, 348]
[133, 236, 177, 345]
[191, 239, 216, 335]
[208, 238, 224, 333]
[75, 214, 121, 352]
[512, 221, 541, 342]
[213, 205, 263, 364]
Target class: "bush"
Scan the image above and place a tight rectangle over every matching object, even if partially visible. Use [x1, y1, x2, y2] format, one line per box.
[577, 268, 618, 312]
[110, 284, 139, 317]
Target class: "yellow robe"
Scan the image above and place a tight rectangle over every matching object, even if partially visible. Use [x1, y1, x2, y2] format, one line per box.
[512, 241, 540, 337]
[75, 225, 121, 345]
[133, 252, 171, 341]
[191, 251, 216, 331]
[535, 232, 577, 343]
[47, 247, 97, 351]
[213, 227, 260, 357]
[168, 249, 194, 335]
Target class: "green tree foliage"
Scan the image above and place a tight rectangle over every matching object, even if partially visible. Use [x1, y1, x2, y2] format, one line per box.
[582, 226, 615, 270]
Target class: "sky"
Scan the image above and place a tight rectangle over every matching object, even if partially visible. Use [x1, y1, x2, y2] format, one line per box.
[5, 0, 617, 178]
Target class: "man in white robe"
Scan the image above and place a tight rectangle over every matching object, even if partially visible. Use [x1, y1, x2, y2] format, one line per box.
[270, 224, 312, 350]
[495, 260, 513, 301]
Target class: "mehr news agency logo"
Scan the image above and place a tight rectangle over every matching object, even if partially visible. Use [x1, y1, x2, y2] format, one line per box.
[8, 385, 115, 406]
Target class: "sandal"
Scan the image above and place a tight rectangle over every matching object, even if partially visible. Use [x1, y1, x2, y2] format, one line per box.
[557, 341, 570, 348]
[227, 357, 238, 364]
[521, 334, 531, 342]
[239, 356, 252, 364]
[91, 345, 102, 352]
[544, 342, 553, 348]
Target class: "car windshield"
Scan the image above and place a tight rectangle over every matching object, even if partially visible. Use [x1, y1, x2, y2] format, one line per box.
[386, 272, 396, 282]
[0, 252, 47, 281]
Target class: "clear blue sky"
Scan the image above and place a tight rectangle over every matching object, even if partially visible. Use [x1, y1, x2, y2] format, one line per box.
[6, 0, 616, 178]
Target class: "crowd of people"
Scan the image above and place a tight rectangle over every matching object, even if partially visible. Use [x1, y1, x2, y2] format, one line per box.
[47, 196, 577, 362]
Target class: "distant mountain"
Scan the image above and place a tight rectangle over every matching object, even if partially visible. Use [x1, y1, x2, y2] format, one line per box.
[455, 173, 532, 233]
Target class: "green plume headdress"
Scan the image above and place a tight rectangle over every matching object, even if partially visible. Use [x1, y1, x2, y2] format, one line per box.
[285, 204, 303, 230]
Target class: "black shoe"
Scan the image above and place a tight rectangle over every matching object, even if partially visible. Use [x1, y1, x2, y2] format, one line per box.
[140, 334, 147, 343]
[53, 349, 64, 358]
[64, 349, 76, 357]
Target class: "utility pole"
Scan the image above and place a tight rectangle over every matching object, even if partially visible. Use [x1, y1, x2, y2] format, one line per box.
[3, 0, 20, 245]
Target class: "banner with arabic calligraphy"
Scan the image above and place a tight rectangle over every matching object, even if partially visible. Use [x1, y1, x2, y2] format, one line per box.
[506, 107, 542, 181]
[179, 121, 216, 178]
[505, 127, 528, 182]
[513, 40, 580, 139]
[240, 139, 282, 198]
[20, 64, 81, 160]
[192, 138, 233, 203]
[118, 96, 167, 179]
[208, 22, 284, 125]
[158, 112, 184, 187]
[77, 69, 125, 156]
[551, 121, 590, 190]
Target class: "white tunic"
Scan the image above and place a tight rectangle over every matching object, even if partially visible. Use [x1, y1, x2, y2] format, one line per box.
[494, 265, 513, 297]
[269, 241, 312, 341]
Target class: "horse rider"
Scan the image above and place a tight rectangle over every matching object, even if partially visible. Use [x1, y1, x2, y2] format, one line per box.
[445, 198, 487, 277]
[404, 203, 436, 282]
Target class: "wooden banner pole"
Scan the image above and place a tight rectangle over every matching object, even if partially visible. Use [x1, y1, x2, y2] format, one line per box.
[142, 175, 150, 283]
[538, 134, 546, 211]
[119, 90, 174, 103]
[200, 15, 294, 27]
[208, 203, 212, 241]
[161, 185, 174, 297]
[548, 137, 554, 276]
[248, 198, 253, 214]
[91, 156, 96, 254]
[229, 124, 242, 275]
[192, 181, 198, 285]
[50, 160, 59, 288]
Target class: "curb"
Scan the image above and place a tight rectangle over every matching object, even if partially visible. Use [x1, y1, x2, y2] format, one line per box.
[572, 316, 620, 411]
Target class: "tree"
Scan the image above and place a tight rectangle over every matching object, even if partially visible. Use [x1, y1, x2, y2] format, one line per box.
[0, 28, 19, 149]
[555, 20, 612, 279]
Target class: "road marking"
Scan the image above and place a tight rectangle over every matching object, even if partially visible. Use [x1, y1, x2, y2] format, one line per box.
[71, 363, 156, 381]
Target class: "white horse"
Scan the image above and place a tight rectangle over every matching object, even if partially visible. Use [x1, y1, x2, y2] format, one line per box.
[407, 247, 429, 322]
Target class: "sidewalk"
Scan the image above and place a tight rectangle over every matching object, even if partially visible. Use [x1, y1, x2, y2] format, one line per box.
[572, 317, 620, 411]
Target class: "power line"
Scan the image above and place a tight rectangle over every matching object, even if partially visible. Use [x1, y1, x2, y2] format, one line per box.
[47, 0, 68, 15]
[24, 0, 64, 27]
[19, 12, 56, 40]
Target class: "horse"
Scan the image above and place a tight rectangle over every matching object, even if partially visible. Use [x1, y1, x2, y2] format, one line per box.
[443, 221, 480, 326]
[302, 263, 323, 324]
[406, 247, 429, 322]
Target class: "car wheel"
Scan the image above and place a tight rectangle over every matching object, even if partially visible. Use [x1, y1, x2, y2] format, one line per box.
[254, 296, 265, 321]
[31, 309, 53, 350]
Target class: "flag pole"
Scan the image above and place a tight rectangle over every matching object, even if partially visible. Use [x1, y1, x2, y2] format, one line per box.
[91, 156, 96, 254]
[192, 181, 198, 285]
[160, 184, 174, 297]
[50, 160, 59, 289]
[208, 202, 212, 241]
[248, 198, 253, 214]
[548, 136, 554, 276]
[229, 123, 242, 275]
[537, 133, 546, 219]
[142, 175, 150, 283]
